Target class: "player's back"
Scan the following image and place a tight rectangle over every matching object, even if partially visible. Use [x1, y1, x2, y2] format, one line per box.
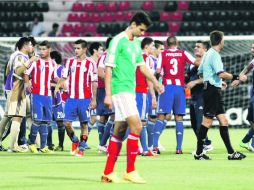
[159, 49, 195, 86]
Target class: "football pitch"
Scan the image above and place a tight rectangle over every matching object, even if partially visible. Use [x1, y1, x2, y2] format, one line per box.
[0, 128, 254, 190]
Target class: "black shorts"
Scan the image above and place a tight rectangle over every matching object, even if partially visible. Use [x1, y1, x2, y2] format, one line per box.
[203, 82, 225, 119]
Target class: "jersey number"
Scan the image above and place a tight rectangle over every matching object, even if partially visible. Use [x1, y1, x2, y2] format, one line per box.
[169, 58, 178, 75]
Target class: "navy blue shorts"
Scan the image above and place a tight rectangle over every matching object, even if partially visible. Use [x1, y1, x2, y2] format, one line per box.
[157, 85, 186, 115]
[31, 94, 52, 122]
[64, 98, 90, 122]
[96, 88, 113, 116]
[53, 103, 65, 121]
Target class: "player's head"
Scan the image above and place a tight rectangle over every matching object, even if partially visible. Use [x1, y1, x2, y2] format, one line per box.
[74, 39, 87, 58]
[39, 40, 51, 59]
[50, 51, 62, 65]
[16, 37, 33, 55]
[141, 37, 154, 55]
[27, 36, 37, 55]
[194, 40, 210, 57]
[105, 37, 113, 50]
[154, 40, 164, 57]
[210, 30, 224, 49]
[166, 36, 178, 48]
[88, 42, 103, 57]
[129, 11, 152, 37]
[52, 23, 59, 31]
[251, 43, 254, 56]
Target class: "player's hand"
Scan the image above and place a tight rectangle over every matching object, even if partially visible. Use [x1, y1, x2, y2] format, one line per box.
[155, 83, 164, 95]
[239, 74, 247, 82]
[152, 96, 157, 109]
[29, 55, 39, 63]
[221, 81, 227, 91]
[186, 81, 196, 89]
[25, 81, 32, 93]
[231, 80, 240, 88]
[89, 99, 96, 109]
[104, 95, 113, 110]
[54, 87, 60, 97]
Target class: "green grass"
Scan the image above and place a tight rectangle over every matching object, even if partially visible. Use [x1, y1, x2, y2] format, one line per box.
[1, 128, 254, 190]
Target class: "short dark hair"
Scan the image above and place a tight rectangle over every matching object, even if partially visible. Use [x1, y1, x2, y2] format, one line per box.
[28, 36, 37, 46]
[154, 40, 164, 49]
[166, 36, 177, 46]
[130, 11, 152, 28]
[141, 37, 153, 49]
[50, 51, 62, 65]
[196, 40, 210, 50]
[210, 30, 224, 46]
[53, 23, 59, 28]
[88, 42, 102, 55]
[16, 37, 30, 50]
[105, 37, 113, 49]
[39, 40, 51, 48]
[74, 39, 87, 49]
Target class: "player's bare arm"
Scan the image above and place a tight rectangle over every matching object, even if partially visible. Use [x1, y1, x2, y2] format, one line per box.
[104, 66, 113, 109]
[15, 56, 38, 76]
[90, 81, 97, 109]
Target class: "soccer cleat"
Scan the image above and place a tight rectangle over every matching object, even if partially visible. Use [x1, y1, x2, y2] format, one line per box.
[40, 146, 52, 153]
[123, 170, 147, 184]
[203, 144, 214, 153]
[98, 145, 107, 153]
[248, 144, 254, 152]
[101, 172, 121, 183]
[142, 150, 159, 156]
[152, 147, 161, 154]
[84, 143, 91, 149]
[228, 151, 246, 160]
[0, 145, 7, 151]
[70, 142, 79, 155]
[75, 150, 85, 157]
[54, 145, 64, 151]
[48, 144, 55, 151]
[239, 141, 249, 150]
[176, 150, 183, 154]
[14, 145, 29, 153]
[194, 153, 211, 160]
[29, 144, 39, 153]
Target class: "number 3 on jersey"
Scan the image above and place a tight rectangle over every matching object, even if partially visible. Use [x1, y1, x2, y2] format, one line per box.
[170, 58, 178, 75]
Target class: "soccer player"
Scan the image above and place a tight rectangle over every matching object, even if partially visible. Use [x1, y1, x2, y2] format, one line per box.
[147, 40, 164, 150]
[25, 40, 58, 153]
[49, 51, 66, 151]
[97, 37, 115, 153]
[1, 37, 35, 152]
[101, 11, 164, 184]
[232, 43, 254, 152]
[55, 39, 97, 157]
[154, 36, 196, 154]
[186, 40, 213, 153]
[87, 42, 103, 145]
[137, 37, 158, 156]
[194, 30, 246, 160]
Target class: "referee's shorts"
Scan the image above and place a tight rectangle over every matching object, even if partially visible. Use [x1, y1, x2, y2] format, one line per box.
[203, 82, 225, 119]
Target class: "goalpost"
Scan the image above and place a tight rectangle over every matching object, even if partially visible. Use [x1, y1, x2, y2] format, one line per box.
[0, 36, 253, 127]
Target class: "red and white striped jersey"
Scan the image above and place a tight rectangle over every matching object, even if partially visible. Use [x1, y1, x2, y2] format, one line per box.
[136, 53, 152, 93]
[62, 57, 97, 99]
[97, 52, 107, 89]
[25, 58, 58, 96]
[157, 48, 195, 86]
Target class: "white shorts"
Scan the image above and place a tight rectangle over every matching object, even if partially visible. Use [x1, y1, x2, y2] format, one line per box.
[112, 92, 139, 121]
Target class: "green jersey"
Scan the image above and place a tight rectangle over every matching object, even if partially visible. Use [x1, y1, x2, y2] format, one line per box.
[105, 32, 145, 95]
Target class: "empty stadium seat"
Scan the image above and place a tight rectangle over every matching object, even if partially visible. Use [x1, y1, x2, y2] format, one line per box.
[74, 24, 84, 33]
[115, 12, 126, 21]
[85, 23, 97, 32]
[171, 12, 183, 21]
[84, 3, 95, 12]
[95, 2, 106, 12]
[149, 11, 160, 21]
[62, 23, 73, 33]
[72, 2, 83, 12]
[168, 22, 181, 32]
[107, 2, 118, 12]
[90, 13, 101, 22]
[141, 1, 154, 11]
[164, 1, 177, 12]
[80, 13, 90, 22]
[119, 2, 130, 11]
[160, 12, 172, 21]
[178, 1, 189, 10]
[68, 13, 79, 22]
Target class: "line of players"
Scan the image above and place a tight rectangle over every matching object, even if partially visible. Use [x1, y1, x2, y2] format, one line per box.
[1, 36, 253, 157]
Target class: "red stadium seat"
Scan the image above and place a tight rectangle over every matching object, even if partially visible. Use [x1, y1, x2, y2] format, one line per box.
[79, 13, 90, 22]
[62, 23, 73, 33]
[102, 12, 114, 22]
[168, 22, 181, 32]
[115, 11, 126, 21]
[160, 12, 172, 21]
[141, 1, 154, 11]
[70, 32, 79, 37]
[119, 1, 130, 11]
[171, 12, 183, 21]
[72, 2, 83, 12]
[84, 3, 95, 12]
[126, 12, 133, 20]
[178, 1, 189, 10]
[85, 23, 97, 32]
[90, 13, 101, 22]
[95, 2, 106, 12]
[74, 24, 84, 33]
[107, 2, 118, 12]
[68, 13, 79, 22]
